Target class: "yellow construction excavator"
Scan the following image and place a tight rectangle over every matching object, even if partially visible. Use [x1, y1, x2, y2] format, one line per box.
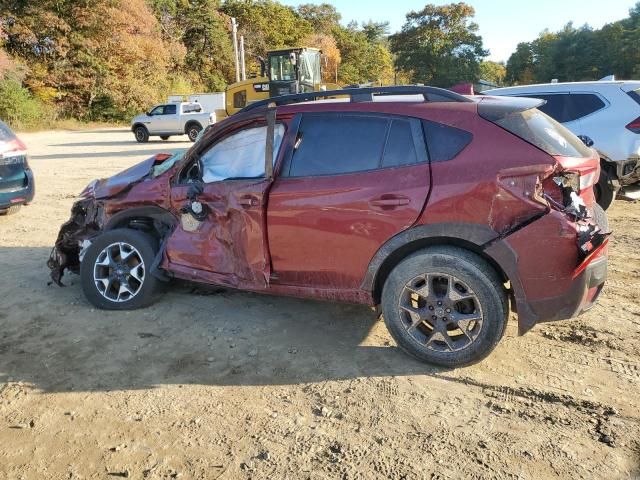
[223, 47, 339, 117]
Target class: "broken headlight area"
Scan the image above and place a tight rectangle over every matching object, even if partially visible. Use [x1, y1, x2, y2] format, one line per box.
[47, 198, 104, 286]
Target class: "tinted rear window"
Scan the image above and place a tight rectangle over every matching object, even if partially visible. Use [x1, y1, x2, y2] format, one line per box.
[422, 120, 472, 162]
[495, 109, 592, 158]
[530, 93, 605, 123]
[0, 120, 16, 141]
[628, 89, 640, 106]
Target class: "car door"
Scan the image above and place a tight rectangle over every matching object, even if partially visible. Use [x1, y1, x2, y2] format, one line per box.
[164, 118, 286, 289]
[267, 112, 431, 290]
[146, 105, 165, 133]
[160, 104, 179, 132]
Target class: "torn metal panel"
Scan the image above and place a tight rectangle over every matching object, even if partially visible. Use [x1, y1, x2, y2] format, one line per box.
[163, 179, 272, 290]
[48, 199, 105, 285]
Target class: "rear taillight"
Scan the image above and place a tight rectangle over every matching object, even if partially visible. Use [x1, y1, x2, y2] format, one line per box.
[542, 171, 589, 219]
[0, 138, 29, 166]
[626, 116, 640, 133]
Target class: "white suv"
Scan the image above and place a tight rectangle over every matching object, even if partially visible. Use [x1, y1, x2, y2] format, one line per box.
[486, 80, 640, 209]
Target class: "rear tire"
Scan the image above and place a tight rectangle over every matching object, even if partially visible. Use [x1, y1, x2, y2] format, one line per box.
[80, 229, 159, 310]
[134, 126, 149, 143]
[0, 205, 22, 216]
[594, 171, 615, 210]
[186, 123, 202, 142]
[381, 246, 508, 367]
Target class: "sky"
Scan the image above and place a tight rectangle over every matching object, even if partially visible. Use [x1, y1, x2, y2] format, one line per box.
[279, 0, 637, 62]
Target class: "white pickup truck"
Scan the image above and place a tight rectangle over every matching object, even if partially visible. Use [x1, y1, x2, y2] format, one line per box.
[131, 102, 215, 143]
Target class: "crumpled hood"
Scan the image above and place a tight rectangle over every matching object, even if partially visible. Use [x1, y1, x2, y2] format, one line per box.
[88, 153, 178, 199]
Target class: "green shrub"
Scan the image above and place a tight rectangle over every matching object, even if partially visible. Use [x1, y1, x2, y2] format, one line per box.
[0, 79, 51, 130]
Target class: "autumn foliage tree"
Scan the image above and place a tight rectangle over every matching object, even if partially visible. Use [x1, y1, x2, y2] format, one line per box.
[390, 2, 487, 86]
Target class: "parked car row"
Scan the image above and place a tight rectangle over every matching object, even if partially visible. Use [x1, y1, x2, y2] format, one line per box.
[47, 86, 610, 367]
[487, 78, 640, 210]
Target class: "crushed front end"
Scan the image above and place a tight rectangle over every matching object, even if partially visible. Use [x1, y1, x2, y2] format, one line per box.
[48, 198, 105, 285]
[47, 151, 183, 285]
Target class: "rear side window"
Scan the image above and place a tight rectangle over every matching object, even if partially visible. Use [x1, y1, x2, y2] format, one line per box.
[495, 108, 592, 158]
[520, 93, 605, 123]
[422, 120, 472, 162]
[285, 114, 427, 177]
[570, 94, 606, 119]
[382, 119, 420, 168]
[628, 89, 640, 106]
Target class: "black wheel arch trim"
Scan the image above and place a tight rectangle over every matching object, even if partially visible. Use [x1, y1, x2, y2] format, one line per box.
[104, 206, 177, 232]
[103, 207, 177, 282]
[361, 222, 536, 335]
[184, 121, 203, 134]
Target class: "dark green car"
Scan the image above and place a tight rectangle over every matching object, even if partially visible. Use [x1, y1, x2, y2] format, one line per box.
[0, 120, 34, 215]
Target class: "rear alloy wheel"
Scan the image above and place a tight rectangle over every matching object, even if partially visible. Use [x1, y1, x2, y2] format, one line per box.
[381, 246, 508, 367]
[80, 229, 159, 310]
[187, 124, 202, 142]
[134, 126, 149, 143]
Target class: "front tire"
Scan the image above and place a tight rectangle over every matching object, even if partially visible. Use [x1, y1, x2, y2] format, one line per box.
[134, 126, 150, 143]
[186, 123, 202, 142]
[80, 229, 159, 310]
[381, 246, 508, 367]
[594, 171, 615, 210]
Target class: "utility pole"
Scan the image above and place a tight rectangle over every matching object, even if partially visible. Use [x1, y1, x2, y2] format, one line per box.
[240, 35, 247, 81]
[231, 18, 240, 83]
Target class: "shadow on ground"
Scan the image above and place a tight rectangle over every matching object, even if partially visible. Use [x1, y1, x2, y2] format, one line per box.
[0, 247, 445, 394]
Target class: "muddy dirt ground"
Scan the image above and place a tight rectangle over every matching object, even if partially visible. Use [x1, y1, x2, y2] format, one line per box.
[1, 128, 639, 479]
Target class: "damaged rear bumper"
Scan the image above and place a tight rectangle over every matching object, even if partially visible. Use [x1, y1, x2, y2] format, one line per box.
[486, 209, 609, 334]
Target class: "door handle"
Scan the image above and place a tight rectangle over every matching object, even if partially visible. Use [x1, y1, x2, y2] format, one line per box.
[369, 196, 411, 208]
[238, 195, 260, 208]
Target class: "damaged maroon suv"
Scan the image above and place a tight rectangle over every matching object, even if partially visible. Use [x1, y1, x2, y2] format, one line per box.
[48, 86, 609, 367]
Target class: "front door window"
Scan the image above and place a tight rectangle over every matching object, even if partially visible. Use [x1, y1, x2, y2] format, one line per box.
[201, 125, 285, 183]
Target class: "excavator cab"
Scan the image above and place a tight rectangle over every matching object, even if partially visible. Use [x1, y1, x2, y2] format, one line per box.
[268, 48, 322, 97]
[224, 47, 324, 117]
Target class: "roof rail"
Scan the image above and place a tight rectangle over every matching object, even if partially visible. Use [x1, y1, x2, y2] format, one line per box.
[240, 85, 474, 113]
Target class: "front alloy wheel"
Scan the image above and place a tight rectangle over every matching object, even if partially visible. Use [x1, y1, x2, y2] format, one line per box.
[93, 242, 145, 303]
[80, 228, 159, 310]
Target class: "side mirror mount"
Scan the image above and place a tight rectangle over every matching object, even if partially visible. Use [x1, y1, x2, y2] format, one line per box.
[578, 135, 594, 147]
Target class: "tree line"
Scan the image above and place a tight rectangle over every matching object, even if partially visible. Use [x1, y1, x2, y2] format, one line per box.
[1, 1, 638, 129]
[506, 3, 640, 84]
